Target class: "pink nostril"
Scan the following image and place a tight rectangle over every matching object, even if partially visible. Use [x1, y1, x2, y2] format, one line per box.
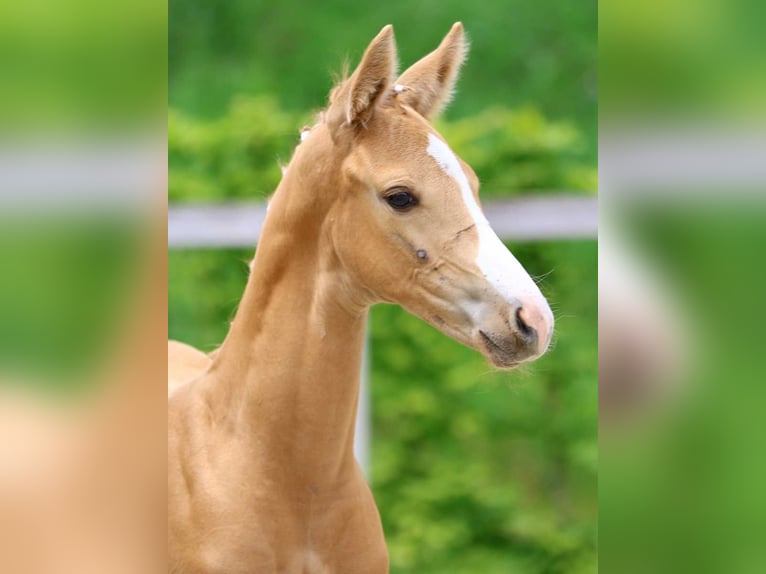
[517, 303, 553, 354]
[515, 307, 534, 338]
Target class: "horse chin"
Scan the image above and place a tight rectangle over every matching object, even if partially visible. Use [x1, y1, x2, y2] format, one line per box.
[484, 352, 522, 370]
[478, 330, 525, 370]
[404, 310, 526, 370]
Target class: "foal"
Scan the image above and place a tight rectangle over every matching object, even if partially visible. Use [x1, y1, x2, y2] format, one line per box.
[168, 23, 553, 574]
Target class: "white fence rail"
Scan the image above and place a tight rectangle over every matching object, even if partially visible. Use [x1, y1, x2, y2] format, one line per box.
[168, 195, 598, 248]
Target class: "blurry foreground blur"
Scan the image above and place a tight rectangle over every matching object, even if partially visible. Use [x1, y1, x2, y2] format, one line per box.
[0, 0, 165, 572]
[169, 3, 598, 572]
[601, 0, 766, 571]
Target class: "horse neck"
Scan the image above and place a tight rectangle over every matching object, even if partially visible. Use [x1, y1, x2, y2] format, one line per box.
[207, 163, 368, 484]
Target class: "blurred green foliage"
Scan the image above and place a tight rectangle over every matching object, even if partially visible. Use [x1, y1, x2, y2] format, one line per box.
[169, 98, 596, 203]
[601, 204, 766, 574]
[169, 0, 596, 158]
[168, 96, 305, 201]
[0, 0, 166, 129]
[600, 0, 766, 119]
[369, 241, 597, 573]
[437, 108, 597, 195]
[169, 1, 596, 571]
[0, 216, 143, 391]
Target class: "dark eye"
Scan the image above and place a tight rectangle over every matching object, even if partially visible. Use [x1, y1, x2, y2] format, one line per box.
[385, 188, 418, 211]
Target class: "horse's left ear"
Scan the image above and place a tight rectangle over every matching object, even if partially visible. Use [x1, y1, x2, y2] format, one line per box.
[326, 25, 398, 133]
[394, 22, 467, 119]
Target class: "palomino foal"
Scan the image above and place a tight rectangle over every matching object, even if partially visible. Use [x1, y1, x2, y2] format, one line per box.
[168, 23, 553, 574]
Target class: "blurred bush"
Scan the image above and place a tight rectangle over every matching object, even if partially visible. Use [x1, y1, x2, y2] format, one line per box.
[369, 241, 597, 574]
[438, 108, 597, 195]
[169, 0, 596, 156]
[168, 98, 596, 202]
[168, 3, 597, 572]
[168, 96, 306, 201]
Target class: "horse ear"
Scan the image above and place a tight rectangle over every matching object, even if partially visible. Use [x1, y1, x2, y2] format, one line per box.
[394, 22, 467, 119]
[326, 25, 398, 132]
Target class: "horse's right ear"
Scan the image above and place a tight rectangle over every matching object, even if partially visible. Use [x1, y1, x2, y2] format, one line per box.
[393, 22, 467, 119]
[326, 25, 398, 134]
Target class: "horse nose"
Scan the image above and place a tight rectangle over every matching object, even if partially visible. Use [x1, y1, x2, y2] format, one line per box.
[513, 302, 553, 356]
[514, 306, 537, 341]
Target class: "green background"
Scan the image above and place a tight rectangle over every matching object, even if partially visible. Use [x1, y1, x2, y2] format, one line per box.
[169, 1, 597, 572]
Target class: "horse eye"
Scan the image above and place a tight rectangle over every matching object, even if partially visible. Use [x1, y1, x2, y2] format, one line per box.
[385, 188, 418, 211]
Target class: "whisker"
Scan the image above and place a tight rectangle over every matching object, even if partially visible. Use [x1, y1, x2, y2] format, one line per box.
[532, 268, 555, 284]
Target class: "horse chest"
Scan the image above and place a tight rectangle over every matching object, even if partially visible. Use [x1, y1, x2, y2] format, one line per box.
[182, 525, 387, 574]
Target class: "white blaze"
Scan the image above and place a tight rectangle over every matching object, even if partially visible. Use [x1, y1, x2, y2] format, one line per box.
[426, 133, 552, 315]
